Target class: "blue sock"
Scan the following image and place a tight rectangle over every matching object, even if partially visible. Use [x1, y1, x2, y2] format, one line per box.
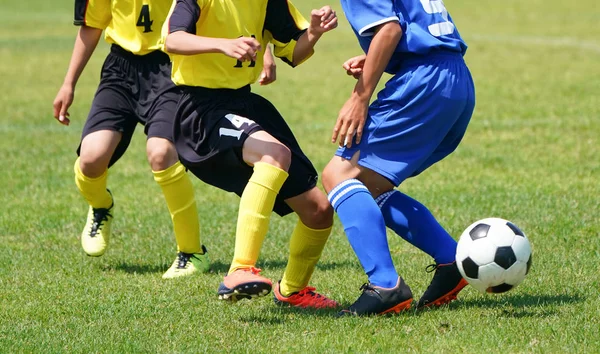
[376, 190, 457, 264]
[328, 179, 398, 288]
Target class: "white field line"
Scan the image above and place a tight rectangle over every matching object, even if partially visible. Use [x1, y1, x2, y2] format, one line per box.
[469, 34, 600, 54]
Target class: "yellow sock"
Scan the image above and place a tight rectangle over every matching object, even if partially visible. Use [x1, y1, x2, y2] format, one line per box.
[228, 162, 288, 274]
[280, 221, 332, 296]
[74, 157, 113, 209]
[153, 161, 202, 254]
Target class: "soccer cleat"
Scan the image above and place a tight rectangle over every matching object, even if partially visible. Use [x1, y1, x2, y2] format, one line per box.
[338, 277, 413, 317]
[217, 267, 272, 302]
[417, 261, 468, 309]
[162, 245, 210, 279]
[81, 195, 114, 257]
[273, 281, 339, 309]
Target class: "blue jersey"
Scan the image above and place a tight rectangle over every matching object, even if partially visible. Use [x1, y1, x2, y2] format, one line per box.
[341, 0, 467, 69]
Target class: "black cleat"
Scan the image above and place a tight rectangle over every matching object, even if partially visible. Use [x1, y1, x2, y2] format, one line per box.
[338, 277, 413, 317]
[417, 261, 468, 309]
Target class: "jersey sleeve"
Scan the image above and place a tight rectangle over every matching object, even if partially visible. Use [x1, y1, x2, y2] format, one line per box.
[342, 0, 398, 36]
[264, 0, 310, 67]
[168, 0, 201, 34]
[73, 0, 111, 29]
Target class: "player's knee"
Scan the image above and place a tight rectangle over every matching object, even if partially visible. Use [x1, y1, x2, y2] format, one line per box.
[78, 152, 110, 178]
[146, 138, 178, 171]
[313, 200, 334, 229]
[300, 198, 334, 230]
[258, 143, 291, 171]
[322, 158, 360, 193]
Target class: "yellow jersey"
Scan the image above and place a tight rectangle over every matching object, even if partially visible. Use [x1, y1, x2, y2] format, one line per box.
[162, 0, 312, 89]
[74, 0, 172, 55]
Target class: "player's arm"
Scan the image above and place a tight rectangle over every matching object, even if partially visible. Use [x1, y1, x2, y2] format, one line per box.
[264, 1, 337, 67]
[332, 21, 402, 147]
[350, 22, 401, 106]
[53, 0, 110, 125]
[292, 6, 337, 65]
[164, 0, 260, 61]
[53, 25, 103, 125]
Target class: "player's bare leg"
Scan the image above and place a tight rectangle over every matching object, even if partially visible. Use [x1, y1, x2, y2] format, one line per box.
[218, 130, 290, 301]
[147, 137, 209, 279]
[323, 152, 413, 316]
[270, 187, 338, 309]
[76, 130, 121, 256]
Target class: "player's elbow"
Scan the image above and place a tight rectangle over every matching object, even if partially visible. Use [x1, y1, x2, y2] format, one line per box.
[164, 34, 177, 53]
[164, 32, 184, 54]
[376, 21, 403, 42]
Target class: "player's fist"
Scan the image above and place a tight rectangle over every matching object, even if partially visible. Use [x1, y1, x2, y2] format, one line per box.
[342, 54, 366, 79]
[310, 6, 338, 34]
[221, 37, 261, 62]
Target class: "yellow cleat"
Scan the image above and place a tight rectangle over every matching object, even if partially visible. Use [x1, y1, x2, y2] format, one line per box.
[162, 246, 210, 279]
[81, 203, 114, 257]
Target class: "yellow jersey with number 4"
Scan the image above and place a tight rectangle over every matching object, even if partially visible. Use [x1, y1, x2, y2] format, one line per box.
[74, 0, 172, 55]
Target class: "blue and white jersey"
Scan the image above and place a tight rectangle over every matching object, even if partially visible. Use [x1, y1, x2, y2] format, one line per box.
[341, 0, 467, 62]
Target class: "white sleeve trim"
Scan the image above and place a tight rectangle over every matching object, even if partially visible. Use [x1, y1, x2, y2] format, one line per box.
[358, 17, 399, 37]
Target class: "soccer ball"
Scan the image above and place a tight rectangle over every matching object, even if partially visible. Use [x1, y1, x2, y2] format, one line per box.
[456, 218, 532, 294]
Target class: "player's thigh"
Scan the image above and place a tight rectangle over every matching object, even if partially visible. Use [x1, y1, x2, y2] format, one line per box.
[144, 92, 178, 170]
[410, 67, 475, 178]
[184, 152, 252, 197]
[242, 130, 291, 171]
[411, 99, 475, 177]
[78, 85, 137, 172]
[322, 151, 394, 198]
[322, 152, 361, 193]
[144, 75, 179, 170]
[284, 186, 333, 229]
[144, 77, 181, 171]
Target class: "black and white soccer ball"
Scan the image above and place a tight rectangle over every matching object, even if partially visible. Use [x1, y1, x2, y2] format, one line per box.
[456, 218, 532, 294]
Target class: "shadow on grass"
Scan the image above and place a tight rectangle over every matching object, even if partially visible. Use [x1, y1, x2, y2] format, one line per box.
[315, 259, 360, 271]
[209, 259, 359, 275]
[105, 262, 166, 275]
[242, 306, 342, 321]
[454, 292, 585, 318]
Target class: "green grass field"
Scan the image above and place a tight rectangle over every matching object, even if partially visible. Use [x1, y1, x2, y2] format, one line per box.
[1, 0, 599, 352]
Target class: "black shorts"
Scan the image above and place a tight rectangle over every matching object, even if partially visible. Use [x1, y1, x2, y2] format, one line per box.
[78, 44, 179, 167]
[174, 85, 319, 216]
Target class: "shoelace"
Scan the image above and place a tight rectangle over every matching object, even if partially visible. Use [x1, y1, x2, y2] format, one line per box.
[89, 208, 112, 237]
[247, 267, 262, 275]
[292, 287, 337, 308]
[359, 283, 381, 296]
[176, 253, 193, 269]
[423, 263, 444, 294]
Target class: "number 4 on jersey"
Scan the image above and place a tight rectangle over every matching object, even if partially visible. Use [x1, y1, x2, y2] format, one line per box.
[137, 4, 153, 33]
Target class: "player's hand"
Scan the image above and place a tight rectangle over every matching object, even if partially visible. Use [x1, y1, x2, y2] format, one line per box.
[259, 47, 276, 85]
[221, 37, 261, 62]
[309, 6, 338, 34]
[331, 94, 369, 148]
[343, 55, 366, 79]
[52, 85, 74, 126]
